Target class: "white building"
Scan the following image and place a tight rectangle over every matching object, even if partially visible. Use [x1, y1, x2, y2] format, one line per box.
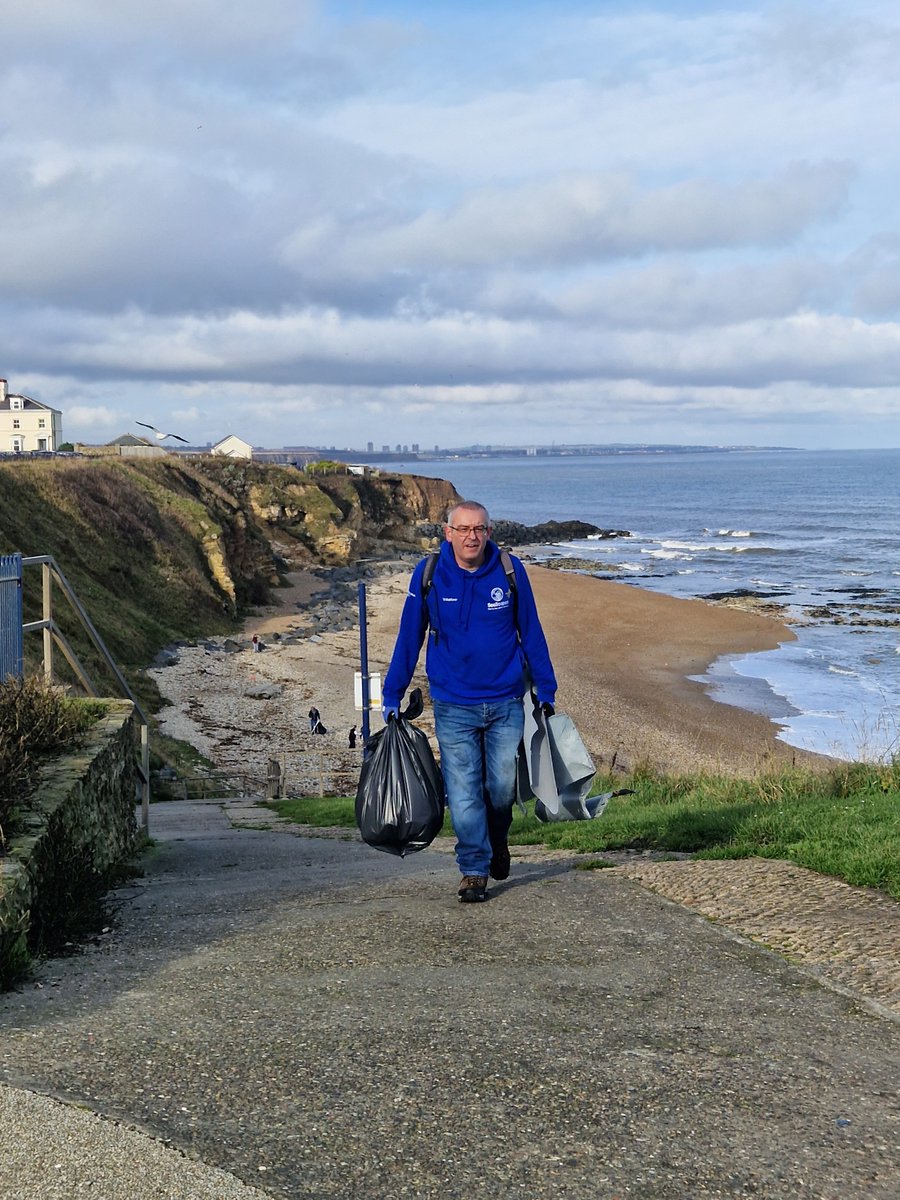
[212, 434, 253, 459]
[0, 379, 63, 452]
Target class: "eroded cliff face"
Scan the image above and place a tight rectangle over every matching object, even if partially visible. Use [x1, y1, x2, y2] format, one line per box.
[187, 459, 460, 567]
[0, 456, 459, 670]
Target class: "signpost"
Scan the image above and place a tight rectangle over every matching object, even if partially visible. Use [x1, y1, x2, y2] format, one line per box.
[355, 582, 382, 752]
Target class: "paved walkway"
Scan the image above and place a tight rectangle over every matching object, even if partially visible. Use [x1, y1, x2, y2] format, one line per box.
[0, 799, 898, 1200]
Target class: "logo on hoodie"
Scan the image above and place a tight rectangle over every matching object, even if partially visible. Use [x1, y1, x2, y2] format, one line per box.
[487, 587, 510, 611]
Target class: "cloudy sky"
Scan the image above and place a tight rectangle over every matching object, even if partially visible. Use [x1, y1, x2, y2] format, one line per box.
[4, 0, 900, 450]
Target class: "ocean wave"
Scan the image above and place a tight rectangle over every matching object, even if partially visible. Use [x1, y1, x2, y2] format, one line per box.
[827, 664, 858, 678]
[750, 577, 796, 589]
[716, 528, 754, 537]
[658, 539, 787, 556]
[645, 548, 693, 561]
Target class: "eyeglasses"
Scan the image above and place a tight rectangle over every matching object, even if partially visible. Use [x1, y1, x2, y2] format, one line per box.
[447, 524, 489, 536]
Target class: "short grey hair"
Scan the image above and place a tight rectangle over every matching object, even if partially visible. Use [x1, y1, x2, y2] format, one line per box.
[446, 500, 490, 526]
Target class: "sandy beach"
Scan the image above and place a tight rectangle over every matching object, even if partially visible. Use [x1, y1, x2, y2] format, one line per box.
[149, 560, 828, 795]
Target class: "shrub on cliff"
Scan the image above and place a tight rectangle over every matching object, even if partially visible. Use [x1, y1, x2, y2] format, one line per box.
[0, 677, 103, 846]
[304, 460, 348, 476]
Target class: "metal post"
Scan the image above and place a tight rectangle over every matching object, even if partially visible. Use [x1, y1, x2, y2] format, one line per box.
[140, 720, 150, 835]
[358, 581, 371, 750]
[0, 553, 24, 681]
[22, 555, 153, 835]
[42, 561, 53, 682]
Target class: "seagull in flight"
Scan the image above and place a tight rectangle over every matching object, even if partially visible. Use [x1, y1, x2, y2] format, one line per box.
[136, 422, 189, 444]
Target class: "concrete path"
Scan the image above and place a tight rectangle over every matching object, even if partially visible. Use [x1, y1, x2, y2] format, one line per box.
[0, 799, 898, 1200]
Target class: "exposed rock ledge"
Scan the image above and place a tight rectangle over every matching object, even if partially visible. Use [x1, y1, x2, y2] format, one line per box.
[414, 518, 631, 545]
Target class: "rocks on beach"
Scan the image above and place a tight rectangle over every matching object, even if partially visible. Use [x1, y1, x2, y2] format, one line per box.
[148, 559, 415, 798]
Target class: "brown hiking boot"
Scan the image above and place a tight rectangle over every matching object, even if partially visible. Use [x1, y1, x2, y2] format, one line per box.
[458, 875, 489, 903]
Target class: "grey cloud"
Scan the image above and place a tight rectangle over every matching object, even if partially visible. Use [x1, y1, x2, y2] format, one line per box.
[550, 258, 840, 330]
[4, 1, 315, 59]
[432, 258, 842, 330]
[4, 2, 899, 451]
[4, 2, 416, 108]
[848, 236, 900, 315]
[0, 80, 423, 314]
[12, 297, 900, 398]
[283, 162, 854, 278]
[606, 316, 900, 390]
[752, 7, 900, 90]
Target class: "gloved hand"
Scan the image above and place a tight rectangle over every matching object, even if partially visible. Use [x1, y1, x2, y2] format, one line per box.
[540, 702, 555, 718]
[382, 706, 399, 723]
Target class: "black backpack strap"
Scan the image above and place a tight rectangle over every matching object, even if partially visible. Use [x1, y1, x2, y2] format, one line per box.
[420, 551, 440, 640]
[499, 548, 518, 626]
[421, 549, 440, 599]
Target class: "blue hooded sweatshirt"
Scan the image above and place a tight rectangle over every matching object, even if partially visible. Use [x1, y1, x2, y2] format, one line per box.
[382, 539, 557, 709]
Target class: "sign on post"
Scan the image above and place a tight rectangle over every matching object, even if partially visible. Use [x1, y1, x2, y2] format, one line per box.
[354, 670, 382, 711]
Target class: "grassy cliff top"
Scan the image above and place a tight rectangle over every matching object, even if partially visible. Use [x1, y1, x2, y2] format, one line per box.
[0, 455, 457, 695]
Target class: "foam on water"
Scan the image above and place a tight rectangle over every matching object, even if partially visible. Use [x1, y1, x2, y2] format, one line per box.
[696, 628, 900, 762]
[375, 448, 900, 760]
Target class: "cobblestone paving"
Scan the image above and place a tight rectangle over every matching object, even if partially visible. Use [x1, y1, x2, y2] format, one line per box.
[614, 857, 900, 1019]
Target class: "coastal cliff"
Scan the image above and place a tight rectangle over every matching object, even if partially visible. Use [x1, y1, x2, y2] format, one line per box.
[0, 456, 459, 677]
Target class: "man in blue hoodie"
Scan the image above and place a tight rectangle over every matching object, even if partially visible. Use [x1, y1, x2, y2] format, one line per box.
[382, 500, 557, 903]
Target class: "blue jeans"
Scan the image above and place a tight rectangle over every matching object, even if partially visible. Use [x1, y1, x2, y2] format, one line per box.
[433, 697, 525, 876]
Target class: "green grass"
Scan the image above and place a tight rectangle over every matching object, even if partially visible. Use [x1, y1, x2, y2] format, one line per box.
[0, 676, 106, 843]
[269, 760, 900, 900]
[271, 795, 365, 827]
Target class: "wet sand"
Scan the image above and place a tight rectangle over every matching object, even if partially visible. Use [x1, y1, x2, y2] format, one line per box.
[525, 566, 826, 774]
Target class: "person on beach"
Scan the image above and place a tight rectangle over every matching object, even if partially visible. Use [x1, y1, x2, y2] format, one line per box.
[348, 726, 357, 749]
[308, 706, 320, 732]
[382, 500, 557, 903]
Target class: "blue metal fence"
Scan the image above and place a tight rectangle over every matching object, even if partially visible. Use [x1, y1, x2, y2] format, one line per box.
[0, 552, 24, 682]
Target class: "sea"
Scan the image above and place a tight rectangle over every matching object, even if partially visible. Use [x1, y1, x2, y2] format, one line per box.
[374, 449, 900, 763]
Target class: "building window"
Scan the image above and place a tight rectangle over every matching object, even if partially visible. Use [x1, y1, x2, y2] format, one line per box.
[38, 418, 46, 428]
[12, 419, 19, 429]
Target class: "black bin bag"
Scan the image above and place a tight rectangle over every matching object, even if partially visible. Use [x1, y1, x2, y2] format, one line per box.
[355, 689, 445, 856]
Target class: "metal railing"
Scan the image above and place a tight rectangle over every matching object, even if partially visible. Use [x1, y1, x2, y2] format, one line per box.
[166, 758, 359, 802]
[17, 555, 151, 834]
[0, 552, 24, 681]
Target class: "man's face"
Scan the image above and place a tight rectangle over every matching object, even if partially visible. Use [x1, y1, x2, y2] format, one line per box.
[445, 509, 491, 568]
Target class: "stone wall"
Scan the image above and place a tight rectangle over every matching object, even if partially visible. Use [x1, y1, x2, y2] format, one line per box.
[0, 700, 139, 988]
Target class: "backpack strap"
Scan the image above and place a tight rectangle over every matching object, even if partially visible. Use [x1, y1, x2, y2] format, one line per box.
[499, 548, 517, 611]
[421, 549, 440, 599]
[421, 548, 517, 597]
[420, 550, 441, 642]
